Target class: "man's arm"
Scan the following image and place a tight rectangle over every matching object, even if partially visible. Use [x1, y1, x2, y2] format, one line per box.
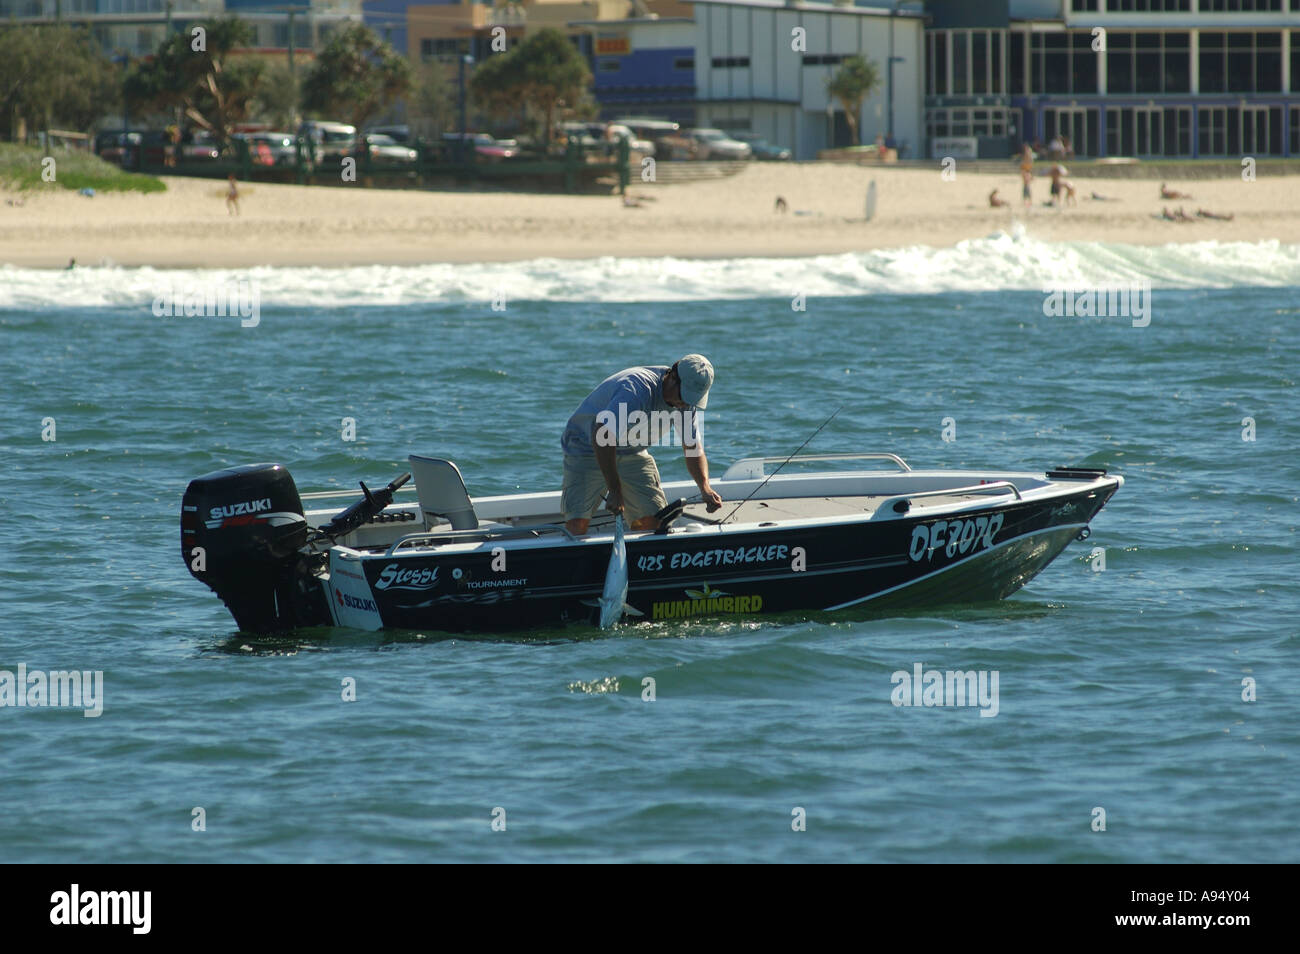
[684, 443, 722, 512]
[592, 419, 624, 513]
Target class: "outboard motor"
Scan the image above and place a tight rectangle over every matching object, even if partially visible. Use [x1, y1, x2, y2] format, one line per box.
[181, 463, 317, 633]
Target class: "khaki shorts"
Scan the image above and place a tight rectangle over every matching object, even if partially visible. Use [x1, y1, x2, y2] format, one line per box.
[562, 450, 667, 523]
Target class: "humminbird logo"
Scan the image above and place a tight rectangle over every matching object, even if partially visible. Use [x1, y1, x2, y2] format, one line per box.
[205, 497, 272, 529]
[50, 884, 151, 934]
[374, 563, 440, 591]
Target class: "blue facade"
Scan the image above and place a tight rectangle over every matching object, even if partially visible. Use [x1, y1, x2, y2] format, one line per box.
[362, 0, 430, 56]
[591, 46, 697, 120]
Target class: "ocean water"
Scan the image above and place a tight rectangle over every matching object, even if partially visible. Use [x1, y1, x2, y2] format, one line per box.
[1, 236, 1296, 863]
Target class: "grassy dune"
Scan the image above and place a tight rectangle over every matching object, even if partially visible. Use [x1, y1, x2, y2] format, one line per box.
[0, 143, 165, 193]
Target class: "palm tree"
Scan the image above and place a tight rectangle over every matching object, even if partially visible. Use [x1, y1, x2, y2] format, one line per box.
[826, 55, 881, 147]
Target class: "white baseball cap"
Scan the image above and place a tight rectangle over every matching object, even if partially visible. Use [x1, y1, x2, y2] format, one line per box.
[676, 354, 714, 409]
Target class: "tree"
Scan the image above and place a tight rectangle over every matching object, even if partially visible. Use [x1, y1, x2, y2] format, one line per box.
[0, 25, 119, 140]
[300, 24, 411, 130]
[125, 17, 264, 145]
[470, 28, 591, 147]
[826, 55, 881, 147]
[411, 61, 456, 134]
[250, 60, 300, 130]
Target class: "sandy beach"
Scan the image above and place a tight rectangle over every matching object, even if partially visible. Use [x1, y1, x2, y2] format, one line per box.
[2, 163, 1296, 268]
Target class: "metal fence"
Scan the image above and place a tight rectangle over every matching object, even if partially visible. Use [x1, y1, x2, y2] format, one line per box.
[121, 134, 631, 194]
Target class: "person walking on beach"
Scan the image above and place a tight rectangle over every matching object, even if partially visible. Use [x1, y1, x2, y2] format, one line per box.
[1019, 144, 1034, 208]
[225, 174, 240, 216]
[561, 355, 723, 535]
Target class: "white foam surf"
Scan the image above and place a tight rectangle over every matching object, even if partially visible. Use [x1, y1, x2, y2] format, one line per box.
[4, 233, 1299, 309]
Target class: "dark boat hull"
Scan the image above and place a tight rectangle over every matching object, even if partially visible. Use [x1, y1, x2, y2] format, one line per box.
[348, 482, 1116, 632]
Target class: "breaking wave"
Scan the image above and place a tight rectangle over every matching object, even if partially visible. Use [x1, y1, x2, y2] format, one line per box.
[4, 232, 1299, 309]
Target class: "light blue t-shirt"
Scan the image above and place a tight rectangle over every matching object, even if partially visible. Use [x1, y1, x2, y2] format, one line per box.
[562, 366, 677, 457]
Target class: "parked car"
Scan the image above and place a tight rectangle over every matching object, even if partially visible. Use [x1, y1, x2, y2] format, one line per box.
[300, 121, 358, 164]
[685, 128, 753, 160]
[558, 122, 601, 150]
[612, 118, 680, 139]
[346, 133, 418, 166]
[604, 123, 656, 157]
[367, 124, 412, 145]
[234, 131, 298, 167]
[181, 131, 221, 162]
[440, 132, 520, 162]
[95, 131, 141, 166]
[732, 132, 792, 161]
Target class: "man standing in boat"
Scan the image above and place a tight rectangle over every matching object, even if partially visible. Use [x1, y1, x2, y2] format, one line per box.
[562, 355, 723, 535]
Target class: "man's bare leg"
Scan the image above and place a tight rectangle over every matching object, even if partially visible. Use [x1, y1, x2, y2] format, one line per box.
[565, 516, 656, 535]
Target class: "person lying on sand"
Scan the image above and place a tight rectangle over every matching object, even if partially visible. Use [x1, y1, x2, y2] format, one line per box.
[621, 193, 657, 208]
[989, 189, 1009, 208]
[1196, 208, 1234, 221]
[1090, 191, 1117, 202]
[1161, 183, 1192, 200]
[1158, 206, 1195, 222]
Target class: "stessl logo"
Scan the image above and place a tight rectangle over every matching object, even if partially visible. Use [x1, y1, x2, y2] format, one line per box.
[373, 563, 440, 591]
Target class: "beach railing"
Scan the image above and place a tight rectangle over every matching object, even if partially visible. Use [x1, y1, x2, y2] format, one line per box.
[130, 133, 630, 194]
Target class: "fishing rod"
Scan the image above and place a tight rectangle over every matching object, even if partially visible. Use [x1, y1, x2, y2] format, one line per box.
[716, 406, 842, 526]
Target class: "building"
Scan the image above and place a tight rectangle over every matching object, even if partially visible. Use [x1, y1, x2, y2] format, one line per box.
[567, 14, 698, 124]
[926, 0, 1300, 159]
[0, 0, 362, 57]
[686, 0, 926, 158]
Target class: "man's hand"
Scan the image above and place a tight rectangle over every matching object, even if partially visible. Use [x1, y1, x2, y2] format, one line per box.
[605, 487, 625, 515]
[701, 486, 723, 512]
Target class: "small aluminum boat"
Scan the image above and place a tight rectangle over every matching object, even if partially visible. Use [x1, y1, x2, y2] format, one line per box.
[181, 452, 1122, 634]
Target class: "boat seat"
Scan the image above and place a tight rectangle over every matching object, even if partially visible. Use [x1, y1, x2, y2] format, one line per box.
[408, 456, 479, 531]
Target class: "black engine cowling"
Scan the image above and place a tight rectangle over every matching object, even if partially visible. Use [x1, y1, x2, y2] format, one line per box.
[181, 463, 322, 633]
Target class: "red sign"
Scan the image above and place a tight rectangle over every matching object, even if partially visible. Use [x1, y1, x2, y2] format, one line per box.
[595, 36, 630, 56]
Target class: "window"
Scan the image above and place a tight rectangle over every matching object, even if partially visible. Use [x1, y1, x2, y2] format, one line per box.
[1009, 31, 1025, 95]
[1109, 32, 1190, 94]
[971, 32, 987, 94]
[929, 33, 948, 95]
[1030, 32, 1098, 95]
[712, 56, 750, 69]
[926, 107, 1009, 139]
[674, 56, 694, 71]
[926, 30, 1007, 97]
[952, 32, 968, 94]
[1200, 32, 1282, 94]
[421, 38, 463, 61]
[802, 54, 845, 66]
[991, 33, 1002, 95]
[1293, 31, 1300, 92]
[1107, 106, 1192, 156]
[1199, 0, 1280, 10]
[1105, 0, 1190, 8]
